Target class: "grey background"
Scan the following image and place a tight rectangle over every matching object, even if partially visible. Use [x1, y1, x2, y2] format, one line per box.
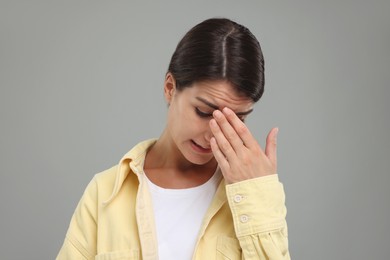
[1, 0, 389, 259]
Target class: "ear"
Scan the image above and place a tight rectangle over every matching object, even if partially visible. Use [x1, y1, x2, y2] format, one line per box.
[164, 72, 176, 104]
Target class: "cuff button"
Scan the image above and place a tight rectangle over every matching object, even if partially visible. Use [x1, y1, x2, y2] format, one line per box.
[240, 214, 249, 223]
[234, 194, 243, 203]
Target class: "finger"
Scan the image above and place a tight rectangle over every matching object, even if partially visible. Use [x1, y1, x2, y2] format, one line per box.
[210, 137, 230, 171]
[209, 118, 237, 160]
[212, 110, 244, 152]
[222, 107, 257, 149]
[265, 127, 278, 167]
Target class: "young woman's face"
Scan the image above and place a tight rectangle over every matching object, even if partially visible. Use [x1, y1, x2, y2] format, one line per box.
[165, 76, 254, 165]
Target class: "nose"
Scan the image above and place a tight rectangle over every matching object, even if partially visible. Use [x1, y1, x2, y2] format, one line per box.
[204, 125, 213, 145]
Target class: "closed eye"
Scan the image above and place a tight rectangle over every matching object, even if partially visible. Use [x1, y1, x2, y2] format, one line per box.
[195, 107, 212, 118]
[195, 107, 245, 122]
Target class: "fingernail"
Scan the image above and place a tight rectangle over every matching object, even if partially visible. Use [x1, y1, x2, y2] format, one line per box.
[213, 110, 222, 119]
[222, 107, 229, 113]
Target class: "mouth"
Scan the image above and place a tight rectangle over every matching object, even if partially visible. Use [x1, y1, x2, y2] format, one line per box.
[190, 140, 212, 153]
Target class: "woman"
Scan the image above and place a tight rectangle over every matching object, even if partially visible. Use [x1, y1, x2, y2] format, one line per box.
[57, 18, 289, 260]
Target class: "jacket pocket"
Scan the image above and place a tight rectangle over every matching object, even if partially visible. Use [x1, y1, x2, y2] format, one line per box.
[95, 249, 140, 260]
[216, 236, 242, 260]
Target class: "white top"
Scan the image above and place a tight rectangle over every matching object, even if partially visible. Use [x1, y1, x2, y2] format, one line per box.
[145, 169, 221, 260]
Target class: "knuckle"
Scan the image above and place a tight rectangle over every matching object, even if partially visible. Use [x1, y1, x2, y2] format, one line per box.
[220, 141, 231, 151]
[267, 135, 277, 146]
[236, 124, 247, 135]
[241, 154, 252, 165]
[268, 137, 277, 146]
[225, 132, 235, 141]
[253, 147, 261, 157]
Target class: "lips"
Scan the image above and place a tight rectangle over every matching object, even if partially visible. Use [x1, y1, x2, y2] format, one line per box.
[191, 140, 212, 153]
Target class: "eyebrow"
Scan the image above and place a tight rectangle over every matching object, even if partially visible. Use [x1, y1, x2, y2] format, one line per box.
[196, 97, 253, 116]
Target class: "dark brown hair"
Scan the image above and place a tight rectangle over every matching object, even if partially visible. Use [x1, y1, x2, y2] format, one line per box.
[167, 18, 265, 102]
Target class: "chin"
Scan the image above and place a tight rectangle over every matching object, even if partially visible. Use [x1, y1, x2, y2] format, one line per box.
[173, 140, 215, 166]
[181, 145, 214, 165]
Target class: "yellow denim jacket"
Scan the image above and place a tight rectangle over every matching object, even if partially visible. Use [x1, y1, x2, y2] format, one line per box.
[57, 139, 290, 260]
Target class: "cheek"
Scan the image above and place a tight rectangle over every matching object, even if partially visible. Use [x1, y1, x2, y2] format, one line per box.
[193, 118, 211, 134]
[168, 103, 210, 138]
[179, 116, 208, 139]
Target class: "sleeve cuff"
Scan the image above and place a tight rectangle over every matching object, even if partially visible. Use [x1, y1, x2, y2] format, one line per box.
[226, 175, 287, 237]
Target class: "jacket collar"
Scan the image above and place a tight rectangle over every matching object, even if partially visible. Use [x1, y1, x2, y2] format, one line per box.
[104, 139, 157, 205]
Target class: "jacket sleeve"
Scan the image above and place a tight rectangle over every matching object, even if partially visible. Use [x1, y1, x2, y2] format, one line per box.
[226, 175, 290, 260]
[56, 176, 98, 260]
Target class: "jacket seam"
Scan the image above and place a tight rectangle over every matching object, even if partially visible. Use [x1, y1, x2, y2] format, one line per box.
[235, 220, 287, 238]
[66, 234, 93, 259]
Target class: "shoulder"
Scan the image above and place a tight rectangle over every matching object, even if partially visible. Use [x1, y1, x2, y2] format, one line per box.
[76, 165, 119, 205]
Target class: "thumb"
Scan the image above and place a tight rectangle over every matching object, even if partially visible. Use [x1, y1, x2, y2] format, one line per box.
[265, 127, 278, 167]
